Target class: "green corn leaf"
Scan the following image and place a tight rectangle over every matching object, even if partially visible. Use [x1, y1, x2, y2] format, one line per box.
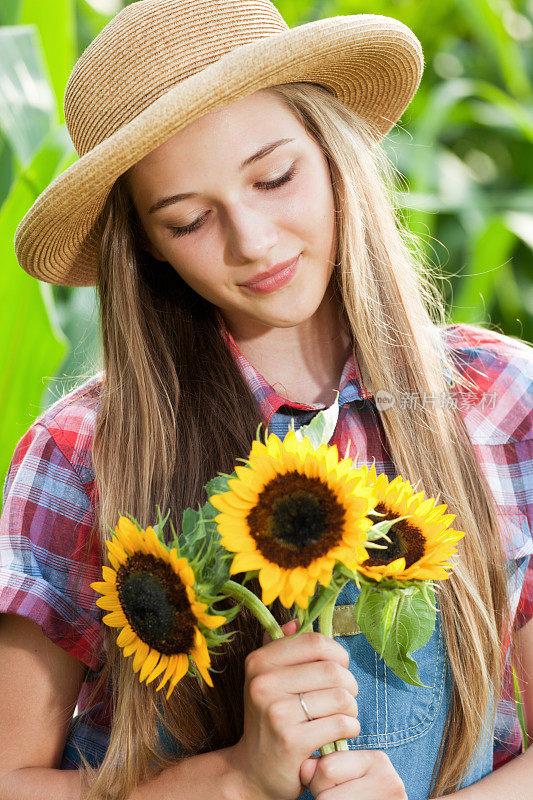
[20, 0, 76, 125]
[0, 25, 56, 169]
[0, 126, 73, 497]
[454, 0, 530, 99]
[453, 215, 516, 324]
[0, 0, 23, 25]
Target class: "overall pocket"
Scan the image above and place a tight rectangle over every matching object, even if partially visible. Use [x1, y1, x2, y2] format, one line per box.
[332, 580, 448, 750]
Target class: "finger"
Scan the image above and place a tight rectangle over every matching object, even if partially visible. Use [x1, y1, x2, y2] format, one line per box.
[254, 630, 352, 673]
[295, 687, 358, 723]
[308, 750, 373, 796]
[259, 659, 358, 697]
[300, 756, 320, 787]
[318, 772, 407, 800]
[304, 714, 360, 756]
[263, 618, 299, 646]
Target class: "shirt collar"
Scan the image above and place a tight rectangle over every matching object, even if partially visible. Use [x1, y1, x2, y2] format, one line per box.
[216, 312, 373, 424]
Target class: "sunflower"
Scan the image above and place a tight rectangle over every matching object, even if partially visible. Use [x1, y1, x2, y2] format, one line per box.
[209, 430, 377, 609]
[353, 465, 465, 582]
[90, 516, 226, 699]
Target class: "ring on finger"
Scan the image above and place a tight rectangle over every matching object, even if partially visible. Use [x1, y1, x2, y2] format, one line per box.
[299, 692, 314, 722]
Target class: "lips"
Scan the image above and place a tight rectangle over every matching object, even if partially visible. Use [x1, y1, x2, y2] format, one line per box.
[239, 255, 300, 287]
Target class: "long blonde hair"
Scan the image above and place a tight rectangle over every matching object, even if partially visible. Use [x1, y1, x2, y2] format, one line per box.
[76, 82, 513, 799]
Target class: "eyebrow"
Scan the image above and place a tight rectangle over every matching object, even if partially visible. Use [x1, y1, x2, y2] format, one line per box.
[148, 137, 295, 214]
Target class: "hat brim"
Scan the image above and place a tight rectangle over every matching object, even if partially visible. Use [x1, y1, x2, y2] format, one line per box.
[15, 14, 423, 287]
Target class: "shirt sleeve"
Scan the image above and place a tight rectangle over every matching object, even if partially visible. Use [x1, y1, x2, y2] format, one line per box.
[0, 422, 105, 671]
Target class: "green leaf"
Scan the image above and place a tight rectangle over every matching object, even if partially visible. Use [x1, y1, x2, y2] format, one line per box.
[453, 215, 516, 324]
[20, 0, 77, 125]
[454, 0, 531, 99]
[0, 26, 57, 168]
[76, 0, 114, 54]
[292, 390, 339, 448]
[181, 507, 199, 539]
[353, 584, 437, 687]
[178, 498, 232, 595]
[40, 284, 101, 411]
[0, 0, 23, 25]
[0, 126, 73, 497]
[205, 470, 237, 498]
[0, 133, 14, 208]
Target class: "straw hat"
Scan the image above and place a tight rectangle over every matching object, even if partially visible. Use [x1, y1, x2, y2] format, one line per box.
[14, 0, 423, 287]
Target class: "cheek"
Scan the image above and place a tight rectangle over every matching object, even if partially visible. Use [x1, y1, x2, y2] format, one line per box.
[292, 168, 335, 233]
[168, 256, 226, 303]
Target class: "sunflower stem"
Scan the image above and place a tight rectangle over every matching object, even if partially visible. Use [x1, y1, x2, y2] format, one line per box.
[318, 595, 335, 637]
[296, 605, 307, 629]
[318, 592, 349, 756]
[222, 580, 284, 640]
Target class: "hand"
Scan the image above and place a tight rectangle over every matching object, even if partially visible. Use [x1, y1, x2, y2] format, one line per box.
[228, 619, 360, 800]
[300, 749, 407, 800]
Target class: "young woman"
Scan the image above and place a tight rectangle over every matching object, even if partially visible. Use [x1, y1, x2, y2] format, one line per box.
[1, 1, 532, 799]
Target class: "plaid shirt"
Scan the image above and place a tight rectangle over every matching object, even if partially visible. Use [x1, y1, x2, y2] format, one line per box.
[1, 322, 532, 773]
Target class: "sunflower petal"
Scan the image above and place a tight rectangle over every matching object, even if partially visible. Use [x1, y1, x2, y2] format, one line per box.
[139, 647, 161, 683]
[102, 566, 117, 583]
[116, 517, 139, 538]
[261, 580, 282, 607]
[295, 590, 311, 609]
[227, 479, 259, 504]
[229, 551, 264, 574]
[146, 653, 170, 685]
[96, 595, 122, 612]
[278, 580, 296, 609]
[106, 540, 128, 565]
[106, 553, 121, 571]
[90, 581, 115, 595]
[266, 434, 283, 458]
[415, 499, 436, 517]
[197, 612, 226, 629]
[287, 567, 308, 595]
[102, 610, 128, 628]
[387, 557, 406, 574]
[218, 531, 256, 552]
[258, 562, 282, 591]
[117, 625, 137, 648]
[132, 640, 150, 673]
[156, 654, 179, 693]
[166, 653, 190, 699]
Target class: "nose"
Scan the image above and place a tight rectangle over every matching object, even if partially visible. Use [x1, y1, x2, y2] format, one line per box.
[223, 202, 279, 264]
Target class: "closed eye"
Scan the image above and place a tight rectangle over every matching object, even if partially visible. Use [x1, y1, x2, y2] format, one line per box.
[169, 163, 298, 238]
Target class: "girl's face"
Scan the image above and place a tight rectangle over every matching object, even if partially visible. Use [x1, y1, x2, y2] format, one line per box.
[128, 89, 337, 336]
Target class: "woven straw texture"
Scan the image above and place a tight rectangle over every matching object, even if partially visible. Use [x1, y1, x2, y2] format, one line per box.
[14, 0, 424, 287]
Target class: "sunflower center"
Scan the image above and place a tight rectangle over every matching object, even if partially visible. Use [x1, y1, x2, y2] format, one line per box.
[270, 490, 327, 548]
[364, 502, 426, 569]
[247, 471, 346, 569]
[116, 553, 196, 655]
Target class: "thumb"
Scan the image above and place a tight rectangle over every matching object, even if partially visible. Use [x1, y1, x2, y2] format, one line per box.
[300, 756, 320, 787]
[263, 617, 300, 645]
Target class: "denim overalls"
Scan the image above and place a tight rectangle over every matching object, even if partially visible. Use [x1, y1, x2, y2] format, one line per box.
[295, 578, 494, 800]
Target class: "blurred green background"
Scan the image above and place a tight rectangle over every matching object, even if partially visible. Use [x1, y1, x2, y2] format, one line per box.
[1, 0, 532, 489]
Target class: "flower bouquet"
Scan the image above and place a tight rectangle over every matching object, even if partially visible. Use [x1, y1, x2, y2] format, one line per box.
[91, 394, 464, 753]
